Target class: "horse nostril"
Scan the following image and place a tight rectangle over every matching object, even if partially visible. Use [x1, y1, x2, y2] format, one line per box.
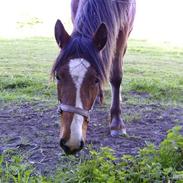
[60, 139, 71, 154]
[80, 140, 84, 149]
[60, 139, 84, 154]
[60, 139, 66, 147]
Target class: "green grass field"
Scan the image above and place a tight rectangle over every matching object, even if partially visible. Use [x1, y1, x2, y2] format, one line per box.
[123, 40, 183, 105]
[0, 38, 183, 182]
[0, 38, 183, 106]
[0, 38, 57, 104]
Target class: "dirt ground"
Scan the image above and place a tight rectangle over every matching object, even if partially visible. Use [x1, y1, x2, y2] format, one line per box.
[0, 100, 183, 174]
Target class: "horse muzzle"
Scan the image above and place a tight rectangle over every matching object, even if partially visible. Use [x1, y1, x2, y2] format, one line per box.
[60, 138, 84, 154]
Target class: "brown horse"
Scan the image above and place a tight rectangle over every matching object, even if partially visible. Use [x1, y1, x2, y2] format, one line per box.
[52, 0, 136, 154]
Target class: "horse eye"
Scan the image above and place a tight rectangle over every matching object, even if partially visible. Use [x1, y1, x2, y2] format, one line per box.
[95, 78, 99, 84]
[56, 75, 61, 81]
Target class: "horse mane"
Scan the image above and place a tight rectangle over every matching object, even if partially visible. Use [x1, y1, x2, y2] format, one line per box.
[52, 0, 136, 82]
[74, 0, 136, 78]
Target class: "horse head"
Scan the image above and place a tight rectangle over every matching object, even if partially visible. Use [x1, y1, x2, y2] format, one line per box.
[52, 19, 107, 154]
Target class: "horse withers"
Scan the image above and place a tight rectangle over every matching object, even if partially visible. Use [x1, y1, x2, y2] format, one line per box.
[52, 0, 136, 154]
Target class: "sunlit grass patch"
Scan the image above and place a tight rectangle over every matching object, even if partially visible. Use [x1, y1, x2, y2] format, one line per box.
[0, 38, 183, 106]
[128, 78, 183, 102]
[123, 112, 141, 123]
[122, 40, 183, 105]
[0, 37, 58, 103]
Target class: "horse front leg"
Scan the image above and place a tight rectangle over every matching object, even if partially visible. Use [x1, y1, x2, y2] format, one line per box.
[109, 31, 127, 137]
[110, 60, 126, 137]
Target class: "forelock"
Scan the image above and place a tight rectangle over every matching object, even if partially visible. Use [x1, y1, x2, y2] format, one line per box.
[51, 34, 106, 83]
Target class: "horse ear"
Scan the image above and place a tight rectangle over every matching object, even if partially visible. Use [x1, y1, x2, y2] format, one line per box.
[55, 19, 70, 48]
[93, 23, 107, 51]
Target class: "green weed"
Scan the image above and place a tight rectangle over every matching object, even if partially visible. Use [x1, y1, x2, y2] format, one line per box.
[1, 126, 183, 183]
[0, 150, 43, 183]
[123, 113, 141, 123]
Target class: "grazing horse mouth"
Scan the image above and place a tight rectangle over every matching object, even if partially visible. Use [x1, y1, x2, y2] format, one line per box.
[57, 103, 94, 154]
[60, 139, 84, 155]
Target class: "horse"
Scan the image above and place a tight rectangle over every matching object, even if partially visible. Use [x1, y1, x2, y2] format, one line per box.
[52, 0, 136, 154]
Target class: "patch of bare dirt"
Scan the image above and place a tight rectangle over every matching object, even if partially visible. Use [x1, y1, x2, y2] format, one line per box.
[0, 102, 183, 174]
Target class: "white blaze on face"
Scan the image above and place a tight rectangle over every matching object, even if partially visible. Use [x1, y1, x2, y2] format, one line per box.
[66, 58, 90, 149]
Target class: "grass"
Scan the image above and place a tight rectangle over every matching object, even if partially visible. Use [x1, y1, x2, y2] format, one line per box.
[0, 37, 58, 104]
[1, 37, 183, 182]
[123, 40, 183, 105]
[123, 112, 141, 123]
[0, 38, 183, 106]
[1, 126, 183, 182]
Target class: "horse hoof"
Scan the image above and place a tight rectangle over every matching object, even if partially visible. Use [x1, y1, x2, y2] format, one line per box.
[110, 128, 127, 137]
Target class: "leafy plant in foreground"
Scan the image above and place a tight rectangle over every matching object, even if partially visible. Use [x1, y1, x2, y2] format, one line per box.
[62, 126, 183, 183]
[1, 126, 183, 183]
[0, 150, 45, 183]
